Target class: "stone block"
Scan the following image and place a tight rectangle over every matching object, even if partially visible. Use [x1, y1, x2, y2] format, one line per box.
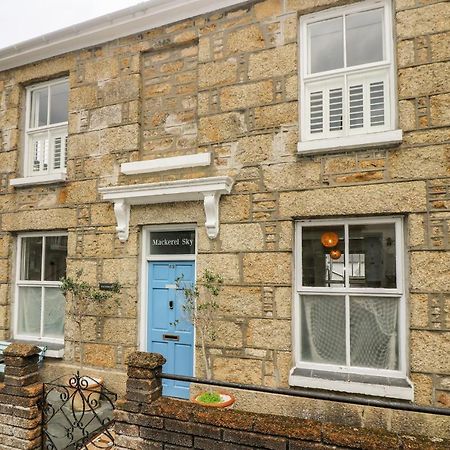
[398, 62, 450, 98]
[103, 318, 137, 345]
[263, 161, 321, 191]
[220, 223, 265, 252]
[430, 31, 450, 62]
[66, 180, 98, 204]
[199, 112, 245, 144]
[243, 253, 291, 284]
[236, 134, 273, 165]
[0, 235, 10, 258]
[253, 102, 298, 129]
[279, 181, 427, 218]
[248, 43, 297, 80]
[226, 25, 265, 55]
[217, 286, 262, 317]
[286, 0, 341, 13]
[69, 85, 98, 111]
[398, 100, 415, 131]
[220, 195, 251, 222]
[99, 123, 140, 153]
[246, 319, 291, 350]
[409, 294, 428, 328]
[389, 146, 449, 180]
[213, 356, 263, 384]
[0, 151, 16, 173]
[198, 58, 238, 88]
[0, 284, 8, 306]
[197, 253, 240, 284]
[90, 104, 123, 130]
[2, 208, 77, 232]
[102, 258, 138, 286]
[220, 80, 274, 112]
[255, 0, 282, 20]
[397, 40, 415, 68]
[205, 320, 243, 348]
[97, 75, 140, 105]
[83, 343, 116, 368]
[132, 202, 203, 226]
[411, 373, 433, 406]
[91, 203, 115, 226]
[410, 251, 450, 292]
[410, 330, 450, 373]
[84, 58, 120, 82]
[68, 130, 100, 158]
[396, 3, 450, 39]
[408, 214, 426, 248]
[274, 287, 292, 319]
[430, 93, 450, 127]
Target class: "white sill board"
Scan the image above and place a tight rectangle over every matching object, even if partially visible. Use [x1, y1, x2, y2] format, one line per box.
[289, 372, 414, 401]
[121, 152, 211, 175]
[10, 173, 67, 187]
[298, 129, 403, 155]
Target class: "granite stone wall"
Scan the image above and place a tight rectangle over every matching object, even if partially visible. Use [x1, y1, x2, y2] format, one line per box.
[0, 0, 449, 437]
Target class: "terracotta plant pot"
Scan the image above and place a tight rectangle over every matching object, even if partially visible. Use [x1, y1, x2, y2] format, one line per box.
[192, 391, 235, 408]
[66, 376, 103, 411]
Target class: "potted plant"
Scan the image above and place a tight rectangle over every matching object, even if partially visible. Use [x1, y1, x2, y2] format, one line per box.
[176, 269, 235, 408]
[60, 270, 120, 410]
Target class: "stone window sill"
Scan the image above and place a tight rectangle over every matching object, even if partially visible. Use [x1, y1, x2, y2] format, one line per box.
[289, 367, 413, 401]
[10, 172, 67, 187]
[297, 129, 403, 155]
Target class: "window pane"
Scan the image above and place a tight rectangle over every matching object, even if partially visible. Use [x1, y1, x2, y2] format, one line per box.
[350, 296, 398, 369]
[309, 17, 344, 74]
[20, 237, 42, 281]
[43, 288, 65, 339]
[346, 8, 384, 67]
[302, 226, 345, 287]
[30, 87, 48, 127]
[50, 82, 69, 124]
[44, 236, 68, 281]
[301, 295, 346, 365]
[17, 287, 42, 337]
[348, 223, 396, 288]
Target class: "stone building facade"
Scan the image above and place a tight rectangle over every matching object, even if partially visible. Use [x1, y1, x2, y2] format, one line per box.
[0, 0, 449, 438]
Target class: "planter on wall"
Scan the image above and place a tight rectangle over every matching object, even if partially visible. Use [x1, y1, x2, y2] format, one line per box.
[192, 391, 235, 408]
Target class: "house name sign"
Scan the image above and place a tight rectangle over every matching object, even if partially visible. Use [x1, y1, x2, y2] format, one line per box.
[150, 230, 195, 255]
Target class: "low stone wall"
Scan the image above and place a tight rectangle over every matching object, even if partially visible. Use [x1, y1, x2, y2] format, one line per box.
[0, 343, 42, 450]
[114, 352, 450, 450]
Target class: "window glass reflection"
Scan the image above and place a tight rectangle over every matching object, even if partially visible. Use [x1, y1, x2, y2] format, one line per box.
[349, 223, 396, 288]
[302, 226, 345, 287]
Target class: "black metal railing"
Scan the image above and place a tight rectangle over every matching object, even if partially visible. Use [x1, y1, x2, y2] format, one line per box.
[159, 372, 450, 417]
[41, 372, 117, 449]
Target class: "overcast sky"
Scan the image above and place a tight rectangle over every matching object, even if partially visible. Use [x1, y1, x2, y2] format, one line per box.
[0, 0, 146, 50]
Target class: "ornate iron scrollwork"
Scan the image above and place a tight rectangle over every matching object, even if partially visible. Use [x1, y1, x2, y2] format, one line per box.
[41, 372, 117, 449]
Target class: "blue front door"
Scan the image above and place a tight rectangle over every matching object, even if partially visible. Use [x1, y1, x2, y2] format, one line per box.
[147, 261, 195, 399]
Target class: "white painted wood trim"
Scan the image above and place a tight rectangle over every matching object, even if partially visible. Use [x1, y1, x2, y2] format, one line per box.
[10, 172, 67, 187]
[121, 153, 211, 175]
[99, 176, 234, 242]
[289, 371, 414, 401]
[0, 0, 248, 71]
[297, 129, 403, 154]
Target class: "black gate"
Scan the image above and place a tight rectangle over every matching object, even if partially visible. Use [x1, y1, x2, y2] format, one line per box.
[41, 372, 117, 449]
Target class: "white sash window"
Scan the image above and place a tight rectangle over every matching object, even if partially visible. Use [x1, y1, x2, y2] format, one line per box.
[291, 217, 412, 400]
[24, 79, 68, 177]
[14, 233, 67, 343]
[299, 0, 402, 153]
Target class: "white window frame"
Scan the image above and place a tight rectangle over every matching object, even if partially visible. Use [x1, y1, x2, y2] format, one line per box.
[22, 78, 69, 178]
[13, 232, 68, 345]
[291, 217, 413, 399]
[298, 0, 402, 154]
